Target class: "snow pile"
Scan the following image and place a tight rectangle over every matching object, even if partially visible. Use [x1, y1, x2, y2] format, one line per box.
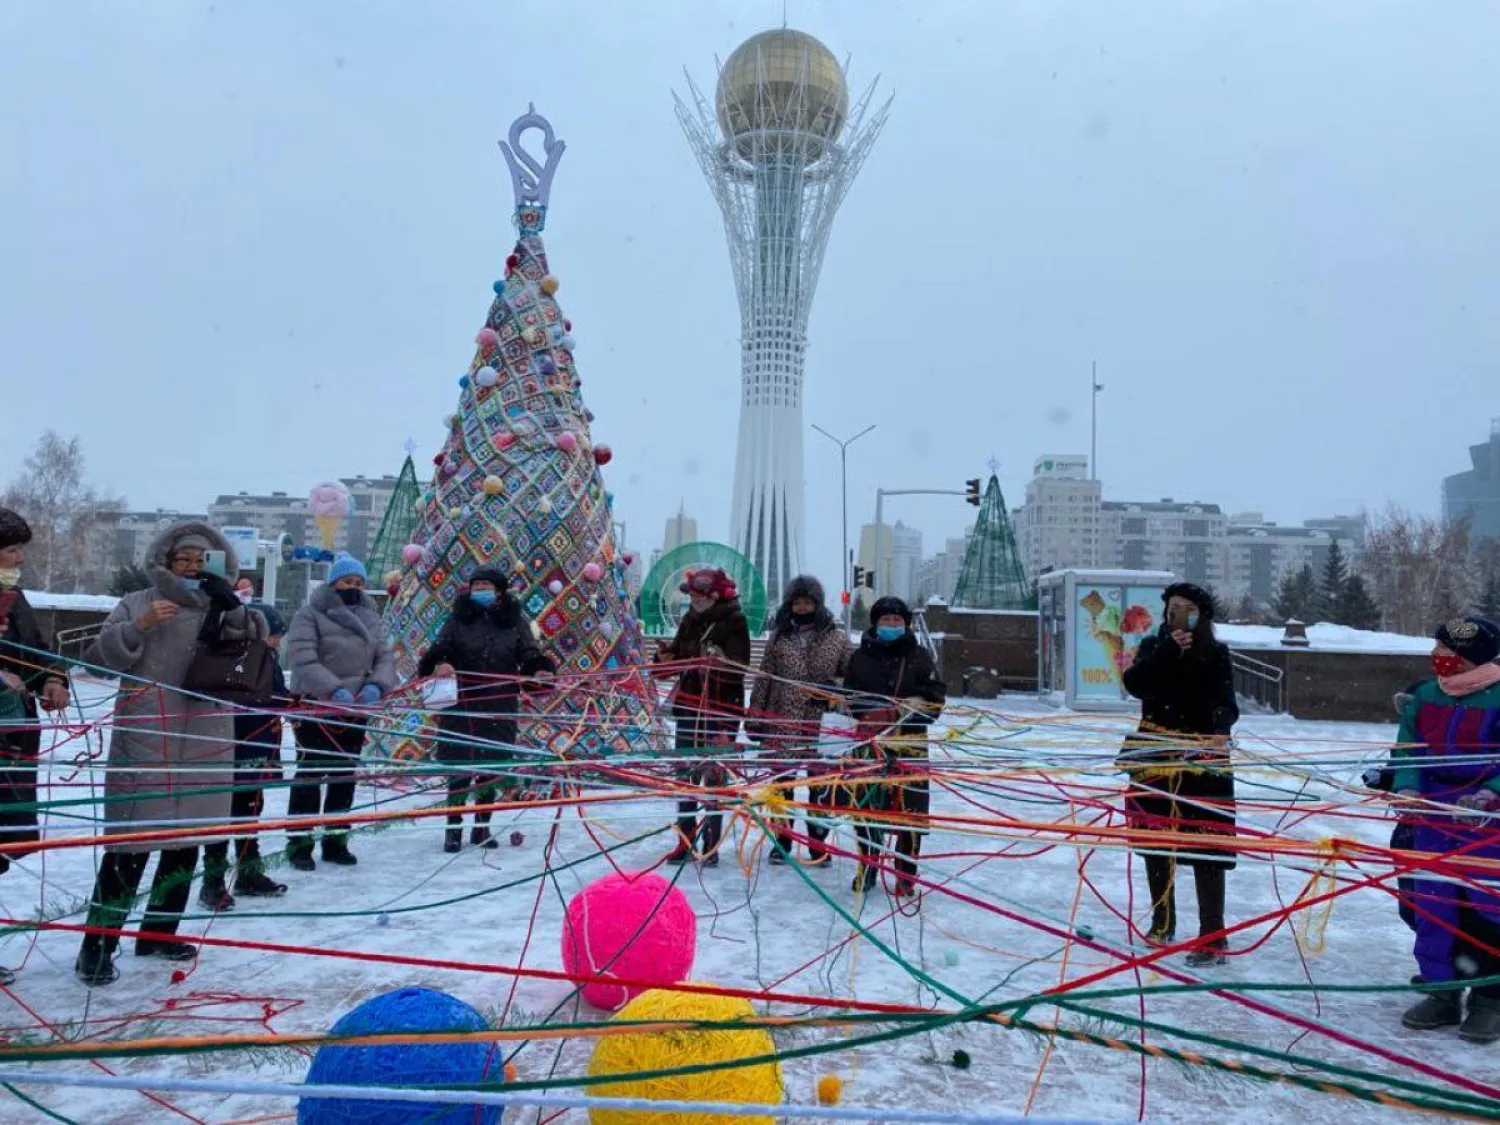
[1218, 621, 1431, 655]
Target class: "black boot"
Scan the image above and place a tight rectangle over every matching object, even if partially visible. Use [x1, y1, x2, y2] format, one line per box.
[135, 937, 197, 962]
[321, 835, 357, 866]
[75, 944, 119, 987]
[235, 871, 287, 897]
[444, 828, 462, 854]
[470, 824, 497, 849]
[287, 837, 316, 872]
[1460, 994, 1500, 1044]
[197, 877, 235, 913]
[1184, 940, 1228, 968]
[1403, 989, 1464, 1031]
[699, 811, 723, 861]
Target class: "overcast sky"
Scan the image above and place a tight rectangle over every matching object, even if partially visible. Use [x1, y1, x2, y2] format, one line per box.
[4, 0, 1497, 586]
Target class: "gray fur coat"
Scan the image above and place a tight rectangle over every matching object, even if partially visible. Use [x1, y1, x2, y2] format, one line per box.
[285, 585, 396, 700]
[85, 521, 266, 852]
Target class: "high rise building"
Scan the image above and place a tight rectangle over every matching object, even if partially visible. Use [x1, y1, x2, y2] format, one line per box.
[661, 508, 700, 555]
[1444, 418, 1500, 542]
[914, 532, 972, 605]
[677, 29, 890, 597]
[1014, 455, 1102, 575]
[1099, 499, 1227, 587]
[1220, 513, 1363, 610]
[856, 520, 922, 603]
[206, 475, 408, 560]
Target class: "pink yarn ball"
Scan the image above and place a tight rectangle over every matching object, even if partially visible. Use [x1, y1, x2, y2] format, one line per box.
[582, 562, 603, 582]
[476, 327, 500, 348]
[401, 544, 423, 564]
[554, 431, 578, 453]
[561, 871, 697, 1010]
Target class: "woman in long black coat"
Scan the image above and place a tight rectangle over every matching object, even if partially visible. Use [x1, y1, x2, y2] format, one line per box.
[842, 596, 946, 899]
[418, 568, 554, 852]
[1120, 582, 1239, 966]
[0, 509, 70, 985]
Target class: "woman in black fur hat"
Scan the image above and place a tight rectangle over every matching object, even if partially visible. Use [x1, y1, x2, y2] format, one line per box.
[1120, 582, 1239, 967]
[418, 568, 555, 852]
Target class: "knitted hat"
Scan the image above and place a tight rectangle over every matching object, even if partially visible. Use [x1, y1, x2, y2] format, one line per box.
[169, 531, 214, 556]
[1435, 616, 1500, 667]
[869, 595, 913, 625]
[326, 553, 368, 585]
[1163, 582, 1216, 619]
[0, 508, 32, 551]
[681, 567, 737, 600]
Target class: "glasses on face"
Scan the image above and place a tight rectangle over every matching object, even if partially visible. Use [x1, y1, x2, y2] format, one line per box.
[170, 552, 205, 572]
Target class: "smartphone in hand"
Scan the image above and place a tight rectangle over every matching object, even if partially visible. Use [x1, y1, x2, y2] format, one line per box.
[202, 550, 227, 578]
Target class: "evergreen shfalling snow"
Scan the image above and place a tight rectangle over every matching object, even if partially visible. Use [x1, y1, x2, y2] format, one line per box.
[952, 474, 1033, 610]
[381, 109, 659, 759]
[364, 450, 423, 587]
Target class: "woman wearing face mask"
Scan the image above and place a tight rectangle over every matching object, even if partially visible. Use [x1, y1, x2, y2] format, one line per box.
[75, 522, 263, 986]
[747, 575, 851, 865]
[418, 569, 555, 853]
[1390, 615, 1500, 1044]
[1120, 582, 1239, 967]
[655, 568, 750, 865]
[284, 554, 395, 871]
[0, 508, 71, 985]
[841, 596, 945, 899]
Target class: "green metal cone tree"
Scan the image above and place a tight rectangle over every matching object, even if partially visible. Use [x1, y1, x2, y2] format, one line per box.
[364, 453, 421, 587]
[953, 474, 1033, 609]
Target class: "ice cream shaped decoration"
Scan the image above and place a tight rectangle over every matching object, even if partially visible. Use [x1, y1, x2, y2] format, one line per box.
[309, 481, 351, 551]
[380, 106, 659, 761]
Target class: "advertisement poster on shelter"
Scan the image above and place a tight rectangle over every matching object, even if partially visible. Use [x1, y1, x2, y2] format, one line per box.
[1074, 584, 1160, 701]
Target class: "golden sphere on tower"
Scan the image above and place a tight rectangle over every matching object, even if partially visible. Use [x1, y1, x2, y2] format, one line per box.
[715, 29, 849, 161]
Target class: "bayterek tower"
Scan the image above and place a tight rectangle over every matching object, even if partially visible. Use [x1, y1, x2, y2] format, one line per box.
[676, 29, 889, 597]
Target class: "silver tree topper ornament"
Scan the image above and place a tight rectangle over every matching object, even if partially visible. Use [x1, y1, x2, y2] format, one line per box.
[500, 104, 566, 234]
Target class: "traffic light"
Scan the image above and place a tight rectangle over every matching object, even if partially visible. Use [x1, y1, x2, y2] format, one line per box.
[852, 565, 865, 589]
[864, 569, 875, 589]
[840, 589, 851, 606]
[965, 477, 982, 506]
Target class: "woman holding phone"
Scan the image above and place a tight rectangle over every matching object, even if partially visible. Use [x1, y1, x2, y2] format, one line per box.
[1120, 583, 1239, 967]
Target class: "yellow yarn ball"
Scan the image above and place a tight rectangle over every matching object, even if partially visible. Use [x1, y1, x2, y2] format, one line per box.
[815, 1074, 843, 1106]
[586, 987, 782, 1125]
[540, 275, 560, 294]
[482, 475, 503, 496]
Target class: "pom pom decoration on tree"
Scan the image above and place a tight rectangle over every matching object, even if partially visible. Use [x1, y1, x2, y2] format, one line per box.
[380, 106, 658, 760]
[582, 562, 603, 582]
[586, 988, 782, 1125]
[298, 987, 503, 1124]
[476, 366, 499, 387]
[560, 870, 697, 1010]
[401, 544, 424, 565]
[540, 275, 559, 294]
[593, 443, 613, 466]
[482, 475, 504, 496]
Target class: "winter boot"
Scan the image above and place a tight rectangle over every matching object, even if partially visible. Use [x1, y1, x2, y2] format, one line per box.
[1184, 940, 1229, 968]
[444, 828, 462, 854]
[1144, 926, 1176, 948]
[470, 824, 498, 849]
[235, 871, 287, 898]
[0, 966, 13, 986]
[287, 837, 316, 872]
[197, 878, 235, 913]
[1460, 995, 1500, 1044]
[321, 835, 357, 866]
[1402, 989, 1464, 1031]
[74, 944, 119, 987]
[135, 938, 197, 962]
[852, 865, 877, 894]
[768, 841, 790, 866]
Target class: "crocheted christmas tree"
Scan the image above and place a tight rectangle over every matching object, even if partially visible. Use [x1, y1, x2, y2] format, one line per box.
[364, 450, 422, 589]
[953, 474, 1033, 610]
[382, 111, 657, 759]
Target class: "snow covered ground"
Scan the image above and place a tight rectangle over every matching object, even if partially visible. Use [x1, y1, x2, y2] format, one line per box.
[0, 685, 1485, 1124]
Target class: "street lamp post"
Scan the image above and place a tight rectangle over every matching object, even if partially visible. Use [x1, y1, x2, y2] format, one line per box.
[812, 423, 876, 630]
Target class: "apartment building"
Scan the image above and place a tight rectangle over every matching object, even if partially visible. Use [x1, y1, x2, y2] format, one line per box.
[858, 520, 923, 603]
[913, 532, 972, 605]
[1100, 499, 1227, 587]
[1012, 455, 1102, 575]
[1220, 513, 1361, 609]
[207, 475, 406, 561]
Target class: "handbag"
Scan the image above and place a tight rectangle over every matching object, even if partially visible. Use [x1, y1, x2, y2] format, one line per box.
[183, 636, 277, 704]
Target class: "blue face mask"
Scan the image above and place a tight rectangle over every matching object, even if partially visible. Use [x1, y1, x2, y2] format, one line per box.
[470, 590, 497, 607]
[178, 573, 202, 591]
[875, 624, 906, 644]
[1186, 612, 1200, 631]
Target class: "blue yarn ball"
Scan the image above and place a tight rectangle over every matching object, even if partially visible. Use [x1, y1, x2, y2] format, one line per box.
[299, 987, 502, 1124]
[492, 280, 506, 294]
[458, 375, 470, 389]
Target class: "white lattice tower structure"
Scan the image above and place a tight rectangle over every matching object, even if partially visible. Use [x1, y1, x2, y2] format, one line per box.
[676, 29, 890, 598]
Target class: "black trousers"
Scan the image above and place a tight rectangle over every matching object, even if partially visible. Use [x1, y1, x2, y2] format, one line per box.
[446, 773, 500, 826]
[771, 779, 835, 857]
[202, 767, 268, 879]
[853, 778, 929, 885]
[286, 722, 363, 844]
[1143, 853, 1226, 941]
[82, 847, 199, 954]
